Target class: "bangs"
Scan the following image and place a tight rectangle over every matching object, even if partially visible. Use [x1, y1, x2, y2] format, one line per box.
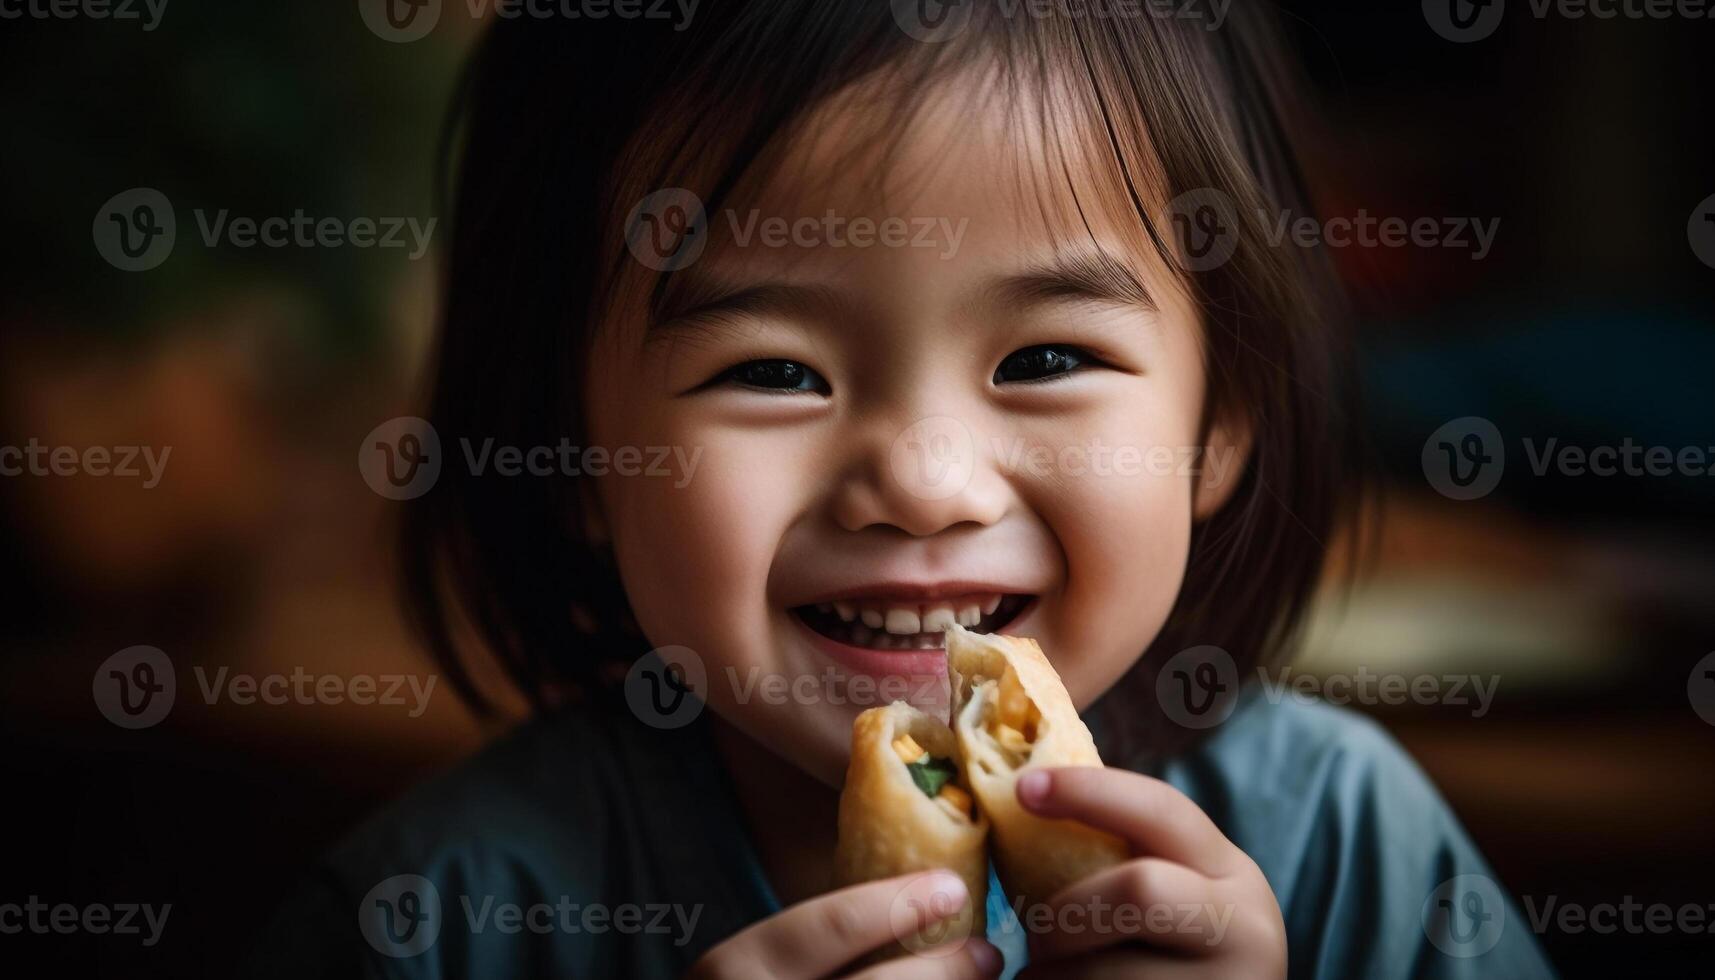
[593, 3, 1317, 402]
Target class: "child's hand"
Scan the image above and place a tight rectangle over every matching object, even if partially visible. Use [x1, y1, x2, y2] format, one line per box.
[1013, 768, 1286, 979]
[687, 871, 1004, 980]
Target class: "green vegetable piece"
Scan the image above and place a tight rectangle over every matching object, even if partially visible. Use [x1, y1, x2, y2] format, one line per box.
[906, 755, 958, 799]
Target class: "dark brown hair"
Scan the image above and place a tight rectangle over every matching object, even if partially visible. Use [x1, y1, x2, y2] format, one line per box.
[401, 1, 1362, 754]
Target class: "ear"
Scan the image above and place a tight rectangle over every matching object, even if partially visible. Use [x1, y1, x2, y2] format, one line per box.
[1192, 413, 1253, 522]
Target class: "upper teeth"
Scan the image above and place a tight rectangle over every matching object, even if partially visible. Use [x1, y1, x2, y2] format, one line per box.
[822, 595, 1005, 634]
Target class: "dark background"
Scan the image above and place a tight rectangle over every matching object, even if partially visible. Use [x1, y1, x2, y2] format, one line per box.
[3, 2, 1712, 977]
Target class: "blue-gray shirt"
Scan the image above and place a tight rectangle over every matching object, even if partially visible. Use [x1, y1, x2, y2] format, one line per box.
[249, 687, 1557, 978]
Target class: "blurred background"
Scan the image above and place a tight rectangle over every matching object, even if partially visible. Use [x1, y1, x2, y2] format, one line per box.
[2, 2, 1712, 977]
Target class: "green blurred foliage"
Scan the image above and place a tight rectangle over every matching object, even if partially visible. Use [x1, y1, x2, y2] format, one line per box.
[2, 3, 465, 356]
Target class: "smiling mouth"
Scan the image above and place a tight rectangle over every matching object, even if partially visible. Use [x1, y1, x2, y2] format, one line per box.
[791, 594, 1034, 651]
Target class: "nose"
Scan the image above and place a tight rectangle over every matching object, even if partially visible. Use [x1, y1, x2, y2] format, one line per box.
[829, 412, 1010, 536]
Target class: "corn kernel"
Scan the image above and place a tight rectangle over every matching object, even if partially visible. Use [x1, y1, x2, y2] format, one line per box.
[993, 723, 1031, 756]
[892, 733, 926, 764]
[937, 782, 973, 817]
[997, 668, 1032, 730]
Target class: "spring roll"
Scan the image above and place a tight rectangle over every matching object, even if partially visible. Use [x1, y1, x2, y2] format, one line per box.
[835, 700, 989, 956]
[945, 622, 1128, 913]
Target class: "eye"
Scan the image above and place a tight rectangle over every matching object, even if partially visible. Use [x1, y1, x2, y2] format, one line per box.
[719, 358, 829, 394]
[993, 344, 1095, 384]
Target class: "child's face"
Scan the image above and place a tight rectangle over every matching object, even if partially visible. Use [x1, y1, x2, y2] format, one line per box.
[588, 82, 1246, 786]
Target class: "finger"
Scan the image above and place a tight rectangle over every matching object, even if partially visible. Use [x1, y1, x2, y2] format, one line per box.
[692, 871, 968, 980]
[1027, 858, 1228, 961]
[844, 938, 1004, 980]
[1017, 946, 1217, 980]
[1015, 767, 1235, 875]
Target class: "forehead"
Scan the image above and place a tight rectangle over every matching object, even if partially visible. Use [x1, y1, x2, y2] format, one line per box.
[708, 61, 1176, 275]
[598, 54, 1193, 354]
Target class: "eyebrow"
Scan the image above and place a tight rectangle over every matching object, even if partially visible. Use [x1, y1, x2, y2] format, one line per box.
[647, 272, 845, 340]
[985, 246, 1158, 313]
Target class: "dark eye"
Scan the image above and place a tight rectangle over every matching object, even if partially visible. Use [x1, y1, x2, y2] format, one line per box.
[993, 345, 1092, 384]
[721, 359, 829, 394]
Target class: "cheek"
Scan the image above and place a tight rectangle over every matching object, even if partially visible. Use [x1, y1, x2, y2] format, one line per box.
[1020, 368, 1205, 708]
[598, 420, 797, 667]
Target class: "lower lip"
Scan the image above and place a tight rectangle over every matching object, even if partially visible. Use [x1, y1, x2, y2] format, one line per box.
[792, 615, 948, 681]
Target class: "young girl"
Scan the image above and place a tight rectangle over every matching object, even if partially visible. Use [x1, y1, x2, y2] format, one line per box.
[255, 4, 1556, 978]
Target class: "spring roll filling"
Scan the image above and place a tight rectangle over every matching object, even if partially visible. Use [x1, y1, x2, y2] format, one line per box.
[979, 665, 1042, 768]
[892, 734, 973, 821]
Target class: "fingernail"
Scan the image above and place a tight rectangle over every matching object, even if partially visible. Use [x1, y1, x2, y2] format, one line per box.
[1017, 769, 1050, 807]
[923, 870, 967, 904]
[967, 938, 1002, 974]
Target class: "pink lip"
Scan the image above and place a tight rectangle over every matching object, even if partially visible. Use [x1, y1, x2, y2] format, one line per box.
[791, 615, 949, 682]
